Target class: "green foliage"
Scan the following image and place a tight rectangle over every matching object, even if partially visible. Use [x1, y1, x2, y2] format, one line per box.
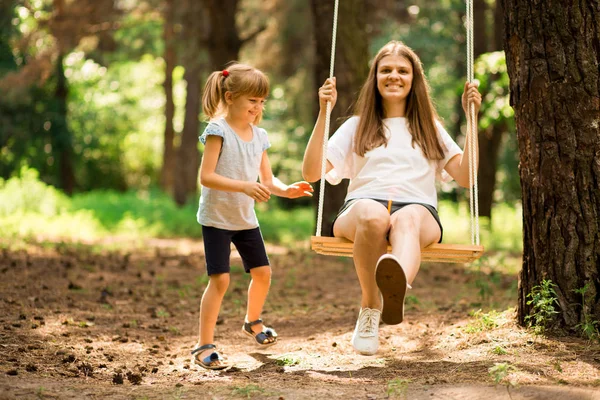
[464, 309, 508, 333]
[0, 169, 313, 245]
[474, 52, 520, 204]
[1, 0, 522, 215]
[525, 280, 559, 335]
[439, 201, 523, 252]
[488, 362, 518, 386]
[0, 167, 68, 216]
[0, 166, 524, 249]
[573, 283, 600, 341]
[66, 54, 169, 190]
[275, 354, 300, 367]
[475, 52, 513, 130]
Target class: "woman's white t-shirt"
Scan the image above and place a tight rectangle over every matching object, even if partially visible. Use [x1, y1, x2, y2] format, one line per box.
[325, 116, 462, 209]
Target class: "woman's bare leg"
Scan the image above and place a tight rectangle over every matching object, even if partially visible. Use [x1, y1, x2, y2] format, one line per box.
[388, 205, 441, 285]
[333, 200, 390, 310]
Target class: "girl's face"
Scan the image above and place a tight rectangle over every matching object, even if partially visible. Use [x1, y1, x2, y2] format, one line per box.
[226, 93, 266, 124]
[376, 54, 413, 107]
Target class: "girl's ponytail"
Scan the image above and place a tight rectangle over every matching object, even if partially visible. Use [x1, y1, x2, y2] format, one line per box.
[202, 70, 227, 119]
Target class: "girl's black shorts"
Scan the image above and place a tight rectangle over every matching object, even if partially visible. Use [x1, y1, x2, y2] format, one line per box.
[202, 225, 270, 275]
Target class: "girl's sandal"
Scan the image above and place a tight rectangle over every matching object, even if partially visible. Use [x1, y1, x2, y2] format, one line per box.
[242, 319, 278, 346]
[191, 344, 228, 370]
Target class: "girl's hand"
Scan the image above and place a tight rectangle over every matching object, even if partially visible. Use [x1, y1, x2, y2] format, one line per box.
[462, 81, 482, 115]
[319, 77, 337, 112]
[243, 182, 271, 202]
[284, 181, 314, 199]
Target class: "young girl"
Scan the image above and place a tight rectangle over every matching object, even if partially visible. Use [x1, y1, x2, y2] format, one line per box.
[191, 63, 313, 370]
[302, 41, 482, 355]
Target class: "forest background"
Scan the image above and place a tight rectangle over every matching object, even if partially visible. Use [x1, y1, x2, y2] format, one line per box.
[0, 0, 521, 250]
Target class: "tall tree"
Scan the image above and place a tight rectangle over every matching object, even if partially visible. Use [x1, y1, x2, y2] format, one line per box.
[173, 0, 266, 205]
[202, 0, 241, 69]
[160, 0, 176, 192]
[310, 0, 369, 236]
[173, 0, 207, 206]
[502, 0, 600, 330]
[49, 0, 75, 194]
[475, 0, 508, 220]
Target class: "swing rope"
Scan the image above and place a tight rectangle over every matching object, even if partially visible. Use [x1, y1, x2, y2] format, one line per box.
[315, 0, 480, 251]
[315, 0, 340, 237]
[466, 0, 480, 245]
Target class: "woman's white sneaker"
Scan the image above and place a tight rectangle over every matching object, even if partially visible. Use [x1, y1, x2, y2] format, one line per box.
[351, 307, 381, 355]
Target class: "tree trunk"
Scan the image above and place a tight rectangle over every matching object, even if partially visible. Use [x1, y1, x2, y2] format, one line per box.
[472, 0, 494, 218]
[0, 1, 16, 74]
[502, 0, 600, 330]
[202, 0, 241, 69]
[476, 0, 510, 220]
[52, 0, 76, 195]
[310, 0, 369, 236]
[173, 0, 206, 206]
[477, 120, 507, 218]
[160, 0, 176, 193]
[174, 65, 202, 206]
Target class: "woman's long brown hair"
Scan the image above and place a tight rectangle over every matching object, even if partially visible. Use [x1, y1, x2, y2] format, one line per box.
[353, 41, 445, 160]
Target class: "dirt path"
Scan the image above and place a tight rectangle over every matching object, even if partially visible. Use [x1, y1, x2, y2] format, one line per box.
[0, 240, 599, 399]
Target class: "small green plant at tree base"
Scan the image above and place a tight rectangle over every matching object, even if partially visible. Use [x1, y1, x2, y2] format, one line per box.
[552, 360, 563, 373]
[276, 354, 300, 367]
[386, 378, 410, 399]
[464, 309, 507, 333]
[492, 346, 508, 355]
[231, 384, 264, 398]
[405, 295, 420, 309]
[573, 283, 600, 342]
[489, 362, 518, 399]
[525, 279, 559, 335]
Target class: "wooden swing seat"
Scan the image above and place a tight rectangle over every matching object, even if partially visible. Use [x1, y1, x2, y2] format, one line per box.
[311, 236, 484, 264]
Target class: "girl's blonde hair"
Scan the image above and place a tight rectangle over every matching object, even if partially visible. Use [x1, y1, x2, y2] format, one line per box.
[353, 41, 445, 160]
[202, 63, 270, 124]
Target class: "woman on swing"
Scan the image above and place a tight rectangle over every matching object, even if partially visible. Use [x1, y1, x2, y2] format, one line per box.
[302, 40, 482, 355]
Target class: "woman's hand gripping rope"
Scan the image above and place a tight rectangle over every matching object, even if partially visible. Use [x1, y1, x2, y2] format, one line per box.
[319, 77, 338, 112]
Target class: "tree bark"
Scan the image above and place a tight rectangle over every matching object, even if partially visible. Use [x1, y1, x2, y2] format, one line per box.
[310, 0, 369, 236]
[53, 52, 75, 195]
[202, 0, 242, 69]
[502, 0, 600, 329]
[160, 0, 176, 193]
[173, 0, 205, 206]
[52, 0, 76, 195]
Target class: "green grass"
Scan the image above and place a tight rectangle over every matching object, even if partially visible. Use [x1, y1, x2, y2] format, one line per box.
[464, 308, 512, 333]
[0, 169, 312, 245]
[439, 201, 523, 252]
[0, 169, 523, 251]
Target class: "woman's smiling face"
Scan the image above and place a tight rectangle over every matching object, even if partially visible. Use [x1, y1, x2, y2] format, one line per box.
[376, 54, 414, 106]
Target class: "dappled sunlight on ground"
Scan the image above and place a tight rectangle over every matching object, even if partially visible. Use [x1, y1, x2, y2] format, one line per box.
[0, 239, 598, 399]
